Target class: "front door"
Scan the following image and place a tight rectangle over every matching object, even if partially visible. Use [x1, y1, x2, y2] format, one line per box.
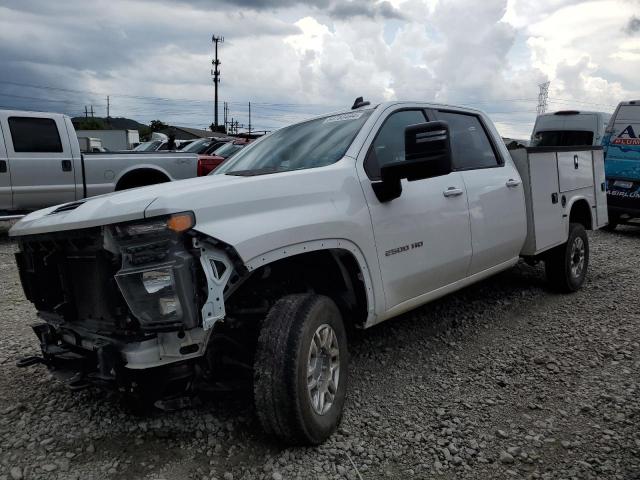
[358, 108, 472, 310]
[1, 115, 77, 210]
[434, 110, 526, 275]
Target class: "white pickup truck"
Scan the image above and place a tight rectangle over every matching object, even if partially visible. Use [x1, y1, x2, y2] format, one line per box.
[0, 110, 201, 220]
[10, 100, 607, 445]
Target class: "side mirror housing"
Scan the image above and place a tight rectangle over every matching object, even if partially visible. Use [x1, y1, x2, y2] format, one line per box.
[371, 121, 453, 202]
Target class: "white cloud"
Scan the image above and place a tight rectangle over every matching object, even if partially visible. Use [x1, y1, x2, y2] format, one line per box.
[0, 0, 638, 138]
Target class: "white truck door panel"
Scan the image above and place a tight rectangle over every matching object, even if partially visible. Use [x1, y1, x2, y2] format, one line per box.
[366, 173, 472, 308]
[462, 165, 527, 275]
[357, 108, 472, 310]
[435, 110, 527, 276]
[0, 122, 11, 210]
[3, 115, 77, 210]
[558, 151, 593, 192]
[592, 150, 608, 228]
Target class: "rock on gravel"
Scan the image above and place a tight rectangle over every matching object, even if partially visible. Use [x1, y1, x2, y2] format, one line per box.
[0, 224, 639, 479]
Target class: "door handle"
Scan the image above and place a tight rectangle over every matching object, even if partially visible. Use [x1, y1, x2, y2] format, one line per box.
[574, 154, 579, 170]
[61, 160, 72, 172]
[443, 187, 463, 197]
[0, 160, 6, 173]
[506, 178, 521, 188]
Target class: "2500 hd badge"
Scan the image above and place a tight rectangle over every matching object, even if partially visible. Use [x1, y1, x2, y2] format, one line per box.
[385, 241, 424, 257]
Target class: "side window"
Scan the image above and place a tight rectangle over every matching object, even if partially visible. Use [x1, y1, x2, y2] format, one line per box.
[364, 110, 426, 179]
[436, 111, 499, 170]
[8, 117, 63, 153]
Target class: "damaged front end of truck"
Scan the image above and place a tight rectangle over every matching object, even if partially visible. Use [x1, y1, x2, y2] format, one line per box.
[14, 212, 247, 407]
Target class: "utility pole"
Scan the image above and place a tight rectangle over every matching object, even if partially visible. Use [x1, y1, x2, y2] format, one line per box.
[537, 81, 550, 115]
[223, 101, 228, 133]
[90, 105, 94, 118]
[248, 101, 252, 134]
[211, 35, 224, 129]
[106, 95, 110, 120]
[84, 106, 88, 118]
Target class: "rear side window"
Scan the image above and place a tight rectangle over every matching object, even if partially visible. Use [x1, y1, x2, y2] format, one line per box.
[8, 117, 63, 153]
[436, 111, 499, 170]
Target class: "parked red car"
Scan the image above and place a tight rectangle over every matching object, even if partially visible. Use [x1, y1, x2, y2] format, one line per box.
[197, 139, 251, 176]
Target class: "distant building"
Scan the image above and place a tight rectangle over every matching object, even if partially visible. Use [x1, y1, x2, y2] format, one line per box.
[75, 129, 140, 150]
[159, 126, 226, 140]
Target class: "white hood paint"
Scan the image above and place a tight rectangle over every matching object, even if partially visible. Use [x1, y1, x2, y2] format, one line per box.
[10, 161, 376, 263]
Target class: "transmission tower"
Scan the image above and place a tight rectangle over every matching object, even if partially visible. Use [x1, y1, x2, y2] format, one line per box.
[537, 81, 550, 115]
[211, 35, 224, 129]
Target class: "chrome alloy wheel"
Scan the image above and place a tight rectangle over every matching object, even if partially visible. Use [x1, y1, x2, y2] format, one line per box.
[307, 324, 340, 415]
[570, 236, 585, 279]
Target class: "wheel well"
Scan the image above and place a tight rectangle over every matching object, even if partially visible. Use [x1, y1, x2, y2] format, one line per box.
[569, 199, 593, 230]
[115, 169, 170, 191]
[226, 249, 369, 328]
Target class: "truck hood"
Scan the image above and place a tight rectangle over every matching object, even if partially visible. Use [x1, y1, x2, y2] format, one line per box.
[10, 161, 374, 281]
[9, 175, 242, 236]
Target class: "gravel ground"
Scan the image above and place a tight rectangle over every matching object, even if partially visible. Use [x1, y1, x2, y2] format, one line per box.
[0, 220, 639, 480]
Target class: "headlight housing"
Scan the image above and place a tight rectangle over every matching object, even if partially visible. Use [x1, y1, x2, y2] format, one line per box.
[114, 212, 195, 238]
[112, 212, 199, 330]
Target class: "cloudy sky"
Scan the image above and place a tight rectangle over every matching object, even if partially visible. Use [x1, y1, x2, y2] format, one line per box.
[0, 0, 638, 138]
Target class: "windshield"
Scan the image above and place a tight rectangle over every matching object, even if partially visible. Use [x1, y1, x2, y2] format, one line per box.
[180, 138, 213, 153]
[214, 142, 244, 158]
[134, 141, 161, 151]
[217, 110, 373, 175]
[531, 130, 594, 147]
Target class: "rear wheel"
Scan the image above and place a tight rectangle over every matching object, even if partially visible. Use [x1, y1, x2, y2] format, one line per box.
[253, 294, 348, 445]
[545, 223, 589, 292]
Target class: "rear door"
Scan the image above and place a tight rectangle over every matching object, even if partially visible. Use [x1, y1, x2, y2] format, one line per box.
[434, 109, 526, 275]
[358, 107, 472, 309]
[1, 115, 77, 210]
[0, 122, 10, 210]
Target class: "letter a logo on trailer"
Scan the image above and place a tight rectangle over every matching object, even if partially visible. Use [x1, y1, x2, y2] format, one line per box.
[613, 125, 640, 146]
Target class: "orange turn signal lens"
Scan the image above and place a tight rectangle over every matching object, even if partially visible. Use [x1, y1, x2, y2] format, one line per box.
[167, 213, 194, 232]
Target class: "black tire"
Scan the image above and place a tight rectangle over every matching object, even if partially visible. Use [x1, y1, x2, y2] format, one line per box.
[253, 294, 348, 445]
[545, 223, 589, 292]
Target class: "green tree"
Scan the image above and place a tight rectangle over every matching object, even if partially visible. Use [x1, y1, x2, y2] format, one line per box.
[76, 118, 106, 130]
[149, 120, 168, 132]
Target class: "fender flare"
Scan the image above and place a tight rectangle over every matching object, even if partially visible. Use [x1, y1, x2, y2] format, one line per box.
[244, 238, 377, 326]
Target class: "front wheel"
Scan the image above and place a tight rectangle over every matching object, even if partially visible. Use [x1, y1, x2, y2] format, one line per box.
[253, 294, 348, 445]
[545, 223, 589, 292]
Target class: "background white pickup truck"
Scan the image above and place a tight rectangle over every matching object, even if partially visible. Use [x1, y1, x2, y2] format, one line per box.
[10, 100, 607, 446]
[0, 110, 200, 219]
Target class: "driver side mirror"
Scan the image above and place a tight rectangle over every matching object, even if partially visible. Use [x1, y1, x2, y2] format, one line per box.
[371, 121, 453, 202]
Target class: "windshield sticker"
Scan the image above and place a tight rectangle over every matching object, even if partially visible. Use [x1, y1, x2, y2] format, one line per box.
[323, 112, 365, 124]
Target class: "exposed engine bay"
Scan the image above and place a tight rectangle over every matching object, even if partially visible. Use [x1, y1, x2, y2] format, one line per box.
[14, 213, 248, 406]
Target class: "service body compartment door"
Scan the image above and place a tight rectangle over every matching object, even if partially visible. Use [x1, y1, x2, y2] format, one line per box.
[592, 150, 608, 227]
[0, 123, 11, 210]
[558, 151, 593, 192]
[529, 152, 565, 250]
